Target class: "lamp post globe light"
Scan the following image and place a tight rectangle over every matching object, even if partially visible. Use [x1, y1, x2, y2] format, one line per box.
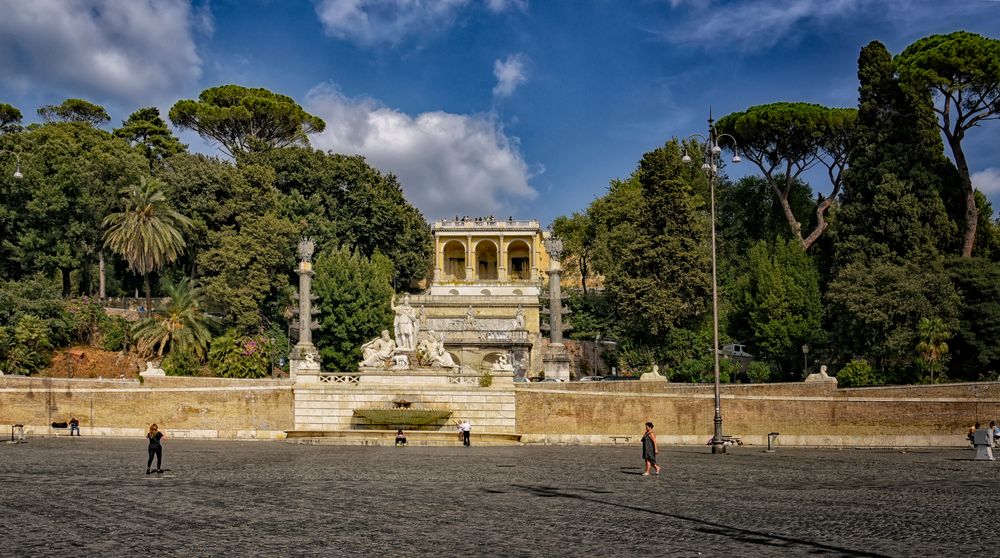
[1, 149, 23, 179]
[681, 111, 740, 454]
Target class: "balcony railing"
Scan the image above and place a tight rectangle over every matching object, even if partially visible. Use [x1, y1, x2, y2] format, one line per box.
[433, 219, 539, 230]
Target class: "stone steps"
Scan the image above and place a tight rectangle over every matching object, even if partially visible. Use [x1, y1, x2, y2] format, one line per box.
[285, 429, 522, 446]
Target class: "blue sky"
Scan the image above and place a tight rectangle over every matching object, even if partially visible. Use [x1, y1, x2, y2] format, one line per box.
[1, 0, 999, 225]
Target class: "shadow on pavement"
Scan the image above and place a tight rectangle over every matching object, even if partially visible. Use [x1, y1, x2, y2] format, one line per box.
[510, 484, 890, 557]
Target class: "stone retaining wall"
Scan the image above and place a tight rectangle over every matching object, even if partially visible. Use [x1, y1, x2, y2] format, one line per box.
[514, 381, 1000, 447]
[0, 375, 293, 439]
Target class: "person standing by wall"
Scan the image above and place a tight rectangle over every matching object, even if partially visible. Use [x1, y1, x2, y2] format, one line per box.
[146, 424, 165, 474]
[461, 420, 471, 447]
[69, 417, 80, 436]
[641, 422, 661, 476]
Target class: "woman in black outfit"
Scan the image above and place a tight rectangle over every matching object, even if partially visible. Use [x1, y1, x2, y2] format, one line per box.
[146, 424, 165, 474]
[641, 422, 661, 476]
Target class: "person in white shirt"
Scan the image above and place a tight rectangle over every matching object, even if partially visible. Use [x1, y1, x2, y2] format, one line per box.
[461, 420, 471, 446]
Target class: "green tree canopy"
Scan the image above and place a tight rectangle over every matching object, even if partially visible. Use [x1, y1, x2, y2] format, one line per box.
[0, 103, 23, 133]
[103, 177, 192, 315]
[551, 212, 594, 294]
[37, 98, 110, 127]
[248, 148, 432, 290]
[733, 237, 824, 378]
[897, 31, 1000, 257]
[312, 246, 394, 372]
[826, 260, 959, 379]
[716, 102, 856, 250]
[169, 85, 326, 157]
[0, 122, 147, 294]
[944, 257, 1000, 379]
[114, 107, 186, 172]
[602, 140, 710, 341]
[197, 213, 298, 333]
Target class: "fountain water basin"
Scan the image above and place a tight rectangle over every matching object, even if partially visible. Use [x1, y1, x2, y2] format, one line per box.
[353, 408, 453, 430]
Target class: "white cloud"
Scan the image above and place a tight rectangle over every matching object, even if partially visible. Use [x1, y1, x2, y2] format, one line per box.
[0, 0, 206, 103]
[493, 54, 528, 98]
[663, 0, 862, 52]
[485, 0, 527, 12]
[305, 83, 538, 218]
[973, 167, 1000, 195]
[313, 0, 469, 45]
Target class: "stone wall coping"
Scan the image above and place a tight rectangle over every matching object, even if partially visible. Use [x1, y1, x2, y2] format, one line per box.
[516, 387, 1000, 404]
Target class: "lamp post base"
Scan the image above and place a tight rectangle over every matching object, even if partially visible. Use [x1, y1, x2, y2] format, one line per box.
[711, 414, 725, 454]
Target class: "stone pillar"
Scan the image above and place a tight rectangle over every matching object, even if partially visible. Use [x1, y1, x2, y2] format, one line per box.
[498, 234, 507, 281]
[289, 238, 321, 381]
[465, 235, 474, 281]
[542, 238, 570, 380]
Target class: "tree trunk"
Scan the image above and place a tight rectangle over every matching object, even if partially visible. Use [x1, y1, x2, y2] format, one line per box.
[98, 252, 106, 299]
[61, 268, 71, 298]
[143, 273, 153, 318]
[580, 254, 588, 296]
[771, 182, 805, 248]
[948, 136, 978, 257]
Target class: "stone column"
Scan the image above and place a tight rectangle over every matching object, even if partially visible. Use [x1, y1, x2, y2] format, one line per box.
[542, 238, 570, 380]
[465, 235, 474, 281]
[289, 238, 321, 381]
[498, 234, 507, 281]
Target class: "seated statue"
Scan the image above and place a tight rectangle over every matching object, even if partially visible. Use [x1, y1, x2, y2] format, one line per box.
[360, 330, 396, 368]
[299, 352, 321, 370]
[492, 353, 514, 372]
[428, 332, 456, 368]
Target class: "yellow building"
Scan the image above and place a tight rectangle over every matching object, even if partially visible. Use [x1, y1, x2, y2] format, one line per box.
[411, 218, 549, 375]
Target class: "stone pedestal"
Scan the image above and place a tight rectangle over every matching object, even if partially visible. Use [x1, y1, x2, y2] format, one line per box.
[543, 344, 571, 381]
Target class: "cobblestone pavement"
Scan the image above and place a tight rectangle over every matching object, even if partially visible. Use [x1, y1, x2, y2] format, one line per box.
[1, 439, 997, 557]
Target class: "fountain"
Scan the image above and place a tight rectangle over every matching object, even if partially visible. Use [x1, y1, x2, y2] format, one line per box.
[352, 398, 452, 430]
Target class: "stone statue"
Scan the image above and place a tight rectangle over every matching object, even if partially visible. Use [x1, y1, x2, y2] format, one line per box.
[515, 305, 525, 330]
[465, 305, 476, 326]
[391, 294, 418, 350]
[299, 352, 320, 370]
[804, 363, 836, 384]
[418, 305, 428, 330]
[360, 330, 396, 368]
[640, 364, 667, 382]
[492, 353, 515, 372]
[424, 331, 456, 368]
[140, 361, 166, 377]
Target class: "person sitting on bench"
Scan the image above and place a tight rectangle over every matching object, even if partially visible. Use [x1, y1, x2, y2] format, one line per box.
[990, 421, 1000, 447]
[69, 417, 80, 436]
[395, 429, 407, 447]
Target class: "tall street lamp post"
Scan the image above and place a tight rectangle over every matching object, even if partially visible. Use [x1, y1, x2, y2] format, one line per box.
[802, 344, 810, 377]
[682, 112, 740, 454]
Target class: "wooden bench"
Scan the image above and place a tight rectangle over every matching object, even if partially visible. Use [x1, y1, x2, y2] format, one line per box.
[609, 436, 632, 444]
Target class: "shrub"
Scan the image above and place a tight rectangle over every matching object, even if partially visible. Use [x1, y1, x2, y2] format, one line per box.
[0, 315, 53, 375]
[162, 349, 200, 376]
[745, 361, 774, 383]
[836, 360, 879, 388]
[479, 370, 493, 388]
[99, 317, 129, 352]
[209, 330, 271, 378]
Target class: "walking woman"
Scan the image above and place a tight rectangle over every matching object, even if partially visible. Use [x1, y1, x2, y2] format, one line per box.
[641, 422, 661, 476]
[146, 423, 165, 474]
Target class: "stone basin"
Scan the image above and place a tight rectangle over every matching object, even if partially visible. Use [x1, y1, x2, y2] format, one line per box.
[353, 408, 453, 429]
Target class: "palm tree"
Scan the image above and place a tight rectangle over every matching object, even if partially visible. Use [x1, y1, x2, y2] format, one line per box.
[132, 279, 212, 360]
[103, 177, 191, 316]
[916, 317, 951, 383]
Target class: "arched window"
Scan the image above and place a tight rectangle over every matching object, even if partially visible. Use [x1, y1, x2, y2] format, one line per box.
[507, 240, 531, 280]
[443, 240, 466, 281]
[476, 240, 498, 280]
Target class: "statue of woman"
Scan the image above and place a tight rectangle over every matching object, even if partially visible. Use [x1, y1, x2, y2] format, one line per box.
[426, 331, 456, 368]
[391, 294, 417, 350]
